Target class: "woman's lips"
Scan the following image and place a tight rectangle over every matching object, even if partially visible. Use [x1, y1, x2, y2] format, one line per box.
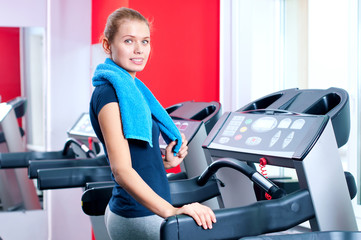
[130, 58, 144, 65]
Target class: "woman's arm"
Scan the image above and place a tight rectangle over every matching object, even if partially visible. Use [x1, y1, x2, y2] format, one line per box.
[99, 102, 216, 229]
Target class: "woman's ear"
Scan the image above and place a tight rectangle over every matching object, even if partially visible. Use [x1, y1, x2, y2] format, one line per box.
[102, 38, 111, 55]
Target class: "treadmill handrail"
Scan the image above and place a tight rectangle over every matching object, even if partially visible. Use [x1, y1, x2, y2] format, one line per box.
[62, 138, 96, 158]
[0, 148, 76, 169]
[197, 158, 286, 199]
[81, 176, 221, 216]
[37, 166, 112, 190]
[160, 189, 314, 240]
[28, 155, 108, 179]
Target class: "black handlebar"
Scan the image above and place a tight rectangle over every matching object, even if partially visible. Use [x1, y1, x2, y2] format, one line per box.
[62, 138, 96, 158]
[161, 189, 314, 240]
[197, 158, 286, 199]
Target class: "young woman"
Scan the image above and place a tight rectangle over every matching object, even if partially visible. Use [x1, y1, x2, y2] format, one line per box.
[89, 7, 216, 240]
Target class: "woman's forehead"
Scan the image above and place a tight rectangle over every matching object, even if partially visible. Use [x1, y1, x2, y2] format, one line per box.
[117, 20, 150, 37]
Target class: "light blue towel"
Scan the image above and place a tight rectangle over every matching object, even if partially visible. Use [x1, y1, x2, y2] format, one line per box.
[92, 58, 182, 153]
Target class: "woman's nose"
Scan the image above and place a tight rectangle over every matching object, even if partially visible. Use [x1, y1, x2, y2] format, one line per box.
[134, 42, 143, 54]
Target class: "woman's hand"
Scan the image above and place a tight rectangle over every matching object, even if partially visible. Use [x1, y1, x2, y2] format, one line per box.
[163, 133, 188, 169]
[175, 202, 216, 229]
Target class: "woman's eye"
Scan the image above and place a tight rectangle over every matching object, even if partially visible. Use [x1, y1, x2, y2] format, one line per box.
[142, 40, 149, 45]
[124, 39, 132, 44]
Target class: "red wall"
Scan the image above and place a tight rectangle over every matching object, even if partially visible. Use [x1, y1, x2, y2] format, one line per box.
[0, 27, 21, 102]
[92, 0, 129, 44]
[91, 0, 219, 107]
[91, 1, 219, 175]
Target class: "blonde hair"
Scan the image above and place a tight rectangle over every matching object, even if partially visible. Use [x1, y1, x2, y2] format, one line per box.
[103, 7, 150, 44]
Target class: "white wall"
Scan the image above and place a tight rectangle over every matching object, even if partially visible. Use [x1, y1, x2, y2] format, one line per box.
[0, 0, 47, 27]
[46, 0, 93, 239]
[46, 0, 92, 150]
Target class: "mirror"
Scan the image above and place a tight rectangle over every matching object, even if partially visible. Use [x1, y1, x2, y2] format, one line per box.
[0, 26, 46, 212]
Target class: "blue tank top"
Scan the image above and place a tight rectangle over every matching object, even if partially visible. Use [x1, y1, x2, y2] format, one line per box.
[89, 84, 172, 218]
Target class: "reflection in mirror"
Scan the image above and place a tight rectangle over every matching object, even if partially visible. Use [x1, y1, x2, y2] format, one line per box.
[0, 27, 46, 212]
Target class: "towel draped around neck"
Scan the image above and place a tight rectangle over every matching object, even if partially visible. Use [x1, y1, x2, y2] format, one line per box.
[92, 58, 182, 153]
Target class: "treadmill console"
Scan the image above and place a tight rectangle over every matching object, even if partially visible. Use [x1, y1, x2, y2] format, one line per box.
[68, 113, 98, 142]
[68, 113, 204, 151]
[205, 111, 328, 160]
[159, 119, 203, 151]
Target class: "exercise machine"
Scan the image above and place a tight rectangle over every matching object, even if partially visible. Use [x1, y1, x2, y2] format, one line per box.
[0, 97, 45, 239]
[160, 88, 358, 239]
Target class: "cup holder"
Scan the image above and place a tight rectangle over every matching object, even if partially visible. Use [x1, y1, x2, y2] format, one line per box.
[242, 94, 283, 111]
[304, 93, 341, 115]
[166, 104, 182, 114]
[191, 106, 216, 121]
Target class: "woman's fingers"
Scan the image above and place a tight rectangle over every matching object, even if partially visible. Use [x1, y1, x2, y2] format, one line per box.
[166, 140, 176, 150]
[176, 148, 188, 158]
[177, 203, 216, 230]
[181, 134, 188, 146]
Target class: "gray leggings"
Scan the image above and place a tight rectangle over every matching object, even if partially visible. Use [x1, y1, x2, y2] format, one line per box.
[104, 205, 164, 240]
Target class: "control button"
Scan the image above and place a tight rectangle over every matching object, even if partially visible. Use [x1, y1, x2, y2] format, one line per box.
[245, 119, 253, 125]
[219, 137, 230, 144]
[229, 120, 242, 126]
[232, 116, 245, 121]
[222, 130, 236, 137]
[180, 123, 188, 130]
[269, 130, 281, 147]
[234, 134, 242, 141]
[251, 117, 278, 133]
[246, 137, 262, 146]
[225, 125, 238, 131]
[240, 127, 247, 133]
[290, 119, 305, 130]
[278, 118, 292, 129]
[282, 131, 294, 148]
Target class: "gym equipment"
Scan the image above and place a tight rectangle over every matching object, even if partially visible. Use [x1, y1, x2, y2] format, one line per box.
[0, 97, 46, 240]
[0, 97, 27, 145]
[161, 100, 222, 179]
[28, 155, 107, 179]
[160, 88, 358, 239]
[82, 176, 221, 216]
[34, 101, 222, 191]
[0, 139, 84, 169]
[0, 98, 40, 211]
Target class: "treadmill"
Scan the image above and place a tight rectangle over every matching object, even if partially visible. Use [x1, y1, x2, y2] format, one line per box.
[0, 97, 47, 239]
[160, 88, 358, 239]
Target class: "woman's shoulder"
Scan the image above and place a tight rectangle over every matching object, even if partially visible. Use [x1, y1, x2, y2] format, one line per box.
[92, 84, 118, 101]
[91, 84, 118, 112]
[93, 83, 116, 96]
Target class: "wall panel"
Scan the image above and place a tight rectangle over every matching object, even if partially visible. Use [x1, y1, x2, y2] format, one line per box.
[0, 28, 21, 102]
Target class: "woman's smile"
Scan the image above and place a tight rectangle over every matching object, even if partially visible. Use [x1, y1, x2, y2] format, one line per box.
[130, 58, 144, 65]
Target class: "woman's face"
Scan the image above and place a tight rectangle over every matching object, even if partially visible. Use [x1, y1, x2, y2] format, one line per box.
[104, 20, 151, 78]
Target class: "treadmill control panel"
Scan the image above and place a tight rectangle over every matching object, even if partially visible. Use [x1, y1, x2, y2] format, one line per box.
[68, 113, 98, 141]
[207, 112, 328, 159]
[159, 119, 202, 151]
[67, 113, 203, 150]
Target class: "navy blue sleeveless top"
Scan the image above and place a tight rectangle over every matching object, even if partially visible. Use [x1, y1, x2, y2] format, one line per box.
[89, 84, 171, 218]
